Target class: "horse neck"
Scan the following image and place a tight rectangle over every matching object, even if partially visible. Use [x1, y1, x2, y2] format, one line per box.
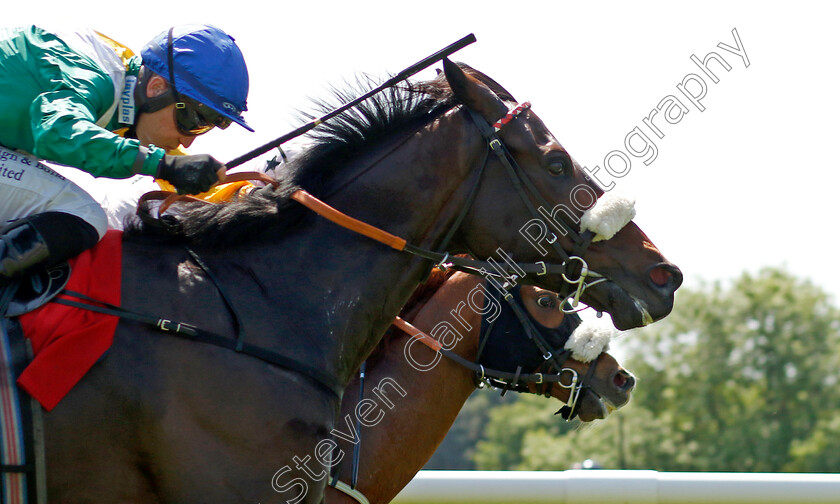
[327, 109, 485, 247]
[333, 272, 485, 504]
[413, 272, 485, 360]
[245, 110, 487, 387]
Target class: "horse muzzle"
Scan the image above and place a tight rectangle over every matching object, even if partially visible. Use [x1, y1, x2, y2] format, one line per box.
[580, 261, 682, 330]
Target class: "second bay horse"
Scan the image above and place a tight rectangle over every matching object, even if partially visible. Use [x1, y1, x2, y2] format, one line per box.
[326, 271, 634, 504]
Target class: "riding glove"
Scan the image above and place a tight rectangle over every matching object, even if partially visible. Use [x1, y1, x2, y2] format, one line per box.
[156, 154, 225, 195]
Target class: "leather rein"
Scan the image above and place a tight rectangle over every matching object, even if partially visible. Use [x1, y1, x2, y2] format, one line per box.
[142, 99, 606, 304]
[285, 101, 607, 304]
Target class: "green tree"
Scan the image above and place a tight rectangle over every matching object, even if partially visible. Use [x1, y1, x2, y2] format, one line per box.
[621, 267, 840, 471]
[473, 393, 579, 470]
[424, 391, 500, 469]
[785, 415, 840, 472]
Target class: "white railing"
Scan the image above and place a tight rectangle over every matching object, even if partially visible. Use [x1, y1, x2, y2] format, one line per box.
[391, 470, 840, 504]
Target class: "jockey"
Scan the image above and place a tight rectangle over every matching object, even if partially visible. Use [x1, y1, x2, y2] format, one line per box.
[0, 24, 252, 282]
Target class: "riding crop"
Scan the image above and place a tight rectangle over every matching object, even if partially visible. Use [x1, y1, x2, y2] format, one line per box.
[225, 33, 477, 170]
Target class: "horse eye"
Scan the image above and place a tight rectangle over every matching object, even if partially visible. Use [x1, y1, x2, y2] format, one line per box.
[537, 295, 555, 308]
[547, 156, 569, 175]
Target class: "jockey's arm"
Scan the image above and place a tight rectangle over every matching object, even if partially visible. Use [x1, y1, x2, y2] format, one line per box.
[29, 89, 164, 178]
[0, 27, 165, 179]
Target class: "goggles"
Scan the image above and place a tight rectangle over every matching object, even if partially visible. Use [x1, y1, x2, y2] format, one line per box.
[167, 28, 233, 136]
[174, 97, 232, 136]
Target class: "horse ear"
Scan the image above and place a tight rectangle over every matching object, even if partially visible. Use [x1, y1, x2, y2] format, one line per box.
[443, 58, 508, 122]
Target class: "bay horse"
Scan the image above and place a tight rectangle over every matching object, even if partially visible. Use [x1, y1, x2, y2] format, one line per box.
[30, 60, 679, 503]
[326, 270, 635, 504]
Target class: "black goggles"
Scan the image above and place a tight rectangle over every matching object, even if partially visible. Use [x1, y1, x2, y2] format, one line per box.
[166, 28, 234, 136]
[174, 97, 233, 136]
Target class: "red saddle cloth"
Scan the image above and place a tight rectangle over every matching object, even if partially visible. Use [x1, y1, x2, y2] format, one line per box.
[16, 230, 122, 411]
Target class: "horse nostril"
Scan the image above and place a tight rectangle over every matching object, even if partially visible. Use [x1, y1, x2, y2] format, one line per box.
[649, 267, 670, 286]
[613, 372, 626, 388]
[614, 370, 636, 391]
[648, 263, 683, 292]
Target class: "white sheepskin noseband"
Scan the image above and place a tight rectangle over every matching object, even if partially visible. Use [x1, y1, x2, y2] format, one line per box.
[580, 192, 636, 242]
[564, 320, 614, 362]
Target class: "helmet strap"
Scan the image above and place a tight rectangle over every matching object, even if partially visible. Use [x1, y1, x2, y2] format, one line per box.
[133, 65, 176, 116]
[166, 27, 182, 103]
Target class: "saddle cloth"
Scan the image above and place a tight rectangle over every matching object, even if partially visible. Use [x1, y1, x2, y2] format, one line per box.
[16, 230, 122, 411]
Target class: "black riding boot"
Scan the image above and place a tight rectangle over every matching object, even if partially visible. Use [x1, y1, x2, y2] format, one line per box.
[0, 221, 50, 279]
[0, 212, 99, 280]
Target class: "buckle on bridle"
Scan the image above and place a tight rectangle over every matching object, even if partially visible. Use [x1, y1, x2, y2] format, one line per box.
[561, 368, 581, 408]
[157, 319, 181, 333]
[561, 256, 597, 311]
[435, 252, 452, 271]
[561, 256, 588, 285]
[489, 138, 502, 150]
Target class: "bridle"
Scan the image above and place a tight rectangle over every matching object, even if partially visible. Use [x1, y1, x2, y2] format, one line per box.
[472, 284, 598, 420]
[466, 103, 619, 310]
[395, 299, 597, 421]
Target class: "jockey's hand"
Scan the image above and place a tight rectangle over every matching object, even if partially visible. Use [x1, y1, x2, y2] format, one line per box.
[157, 154, 225, 195]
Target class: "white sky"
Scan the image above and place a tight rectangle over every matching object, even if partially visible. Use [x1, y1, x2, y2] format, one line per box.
[7, 1, 840, 306]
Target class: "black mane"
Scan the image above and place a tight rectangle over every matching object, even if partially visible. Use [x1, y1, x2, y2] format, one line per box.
[291, 73, 456, 193]
[126, 63, 511, 247]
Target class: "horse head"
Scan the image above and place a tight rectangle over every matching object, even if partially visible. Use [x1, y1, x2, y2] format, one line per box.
[520, 286, 634, 422]
[439, 60, 682, 330]
[479, 284, 634, 422]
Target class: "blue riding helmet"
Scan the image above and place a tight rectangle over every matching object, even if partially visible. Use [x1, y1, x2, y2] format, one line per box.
[141, 24, 253, 132]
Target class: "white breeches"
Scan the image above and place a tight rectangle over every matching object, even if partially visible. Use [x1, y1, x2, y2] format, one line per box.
[0, 145, 108, 239]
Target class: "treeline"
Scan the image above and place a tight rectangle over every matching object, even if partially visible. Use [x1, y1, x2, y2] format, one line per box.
[425, 267, 840, 472]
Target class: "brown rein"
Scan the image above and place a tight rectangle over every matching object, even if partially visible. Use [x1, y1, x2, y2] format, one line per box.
[138, 172, 407, 251]
[137, 172, 567, 280]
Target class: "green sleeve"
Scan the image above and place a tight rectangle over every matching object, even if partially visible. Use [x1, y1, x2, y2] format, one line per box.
[30, 89, 165, 177]
[0, 26, 165, 177]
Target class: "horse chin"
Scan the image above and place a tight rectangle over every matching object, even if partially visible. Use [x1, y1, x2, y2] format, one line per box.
[581, 281, 655, 331]
[575, 390, 612, 422]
